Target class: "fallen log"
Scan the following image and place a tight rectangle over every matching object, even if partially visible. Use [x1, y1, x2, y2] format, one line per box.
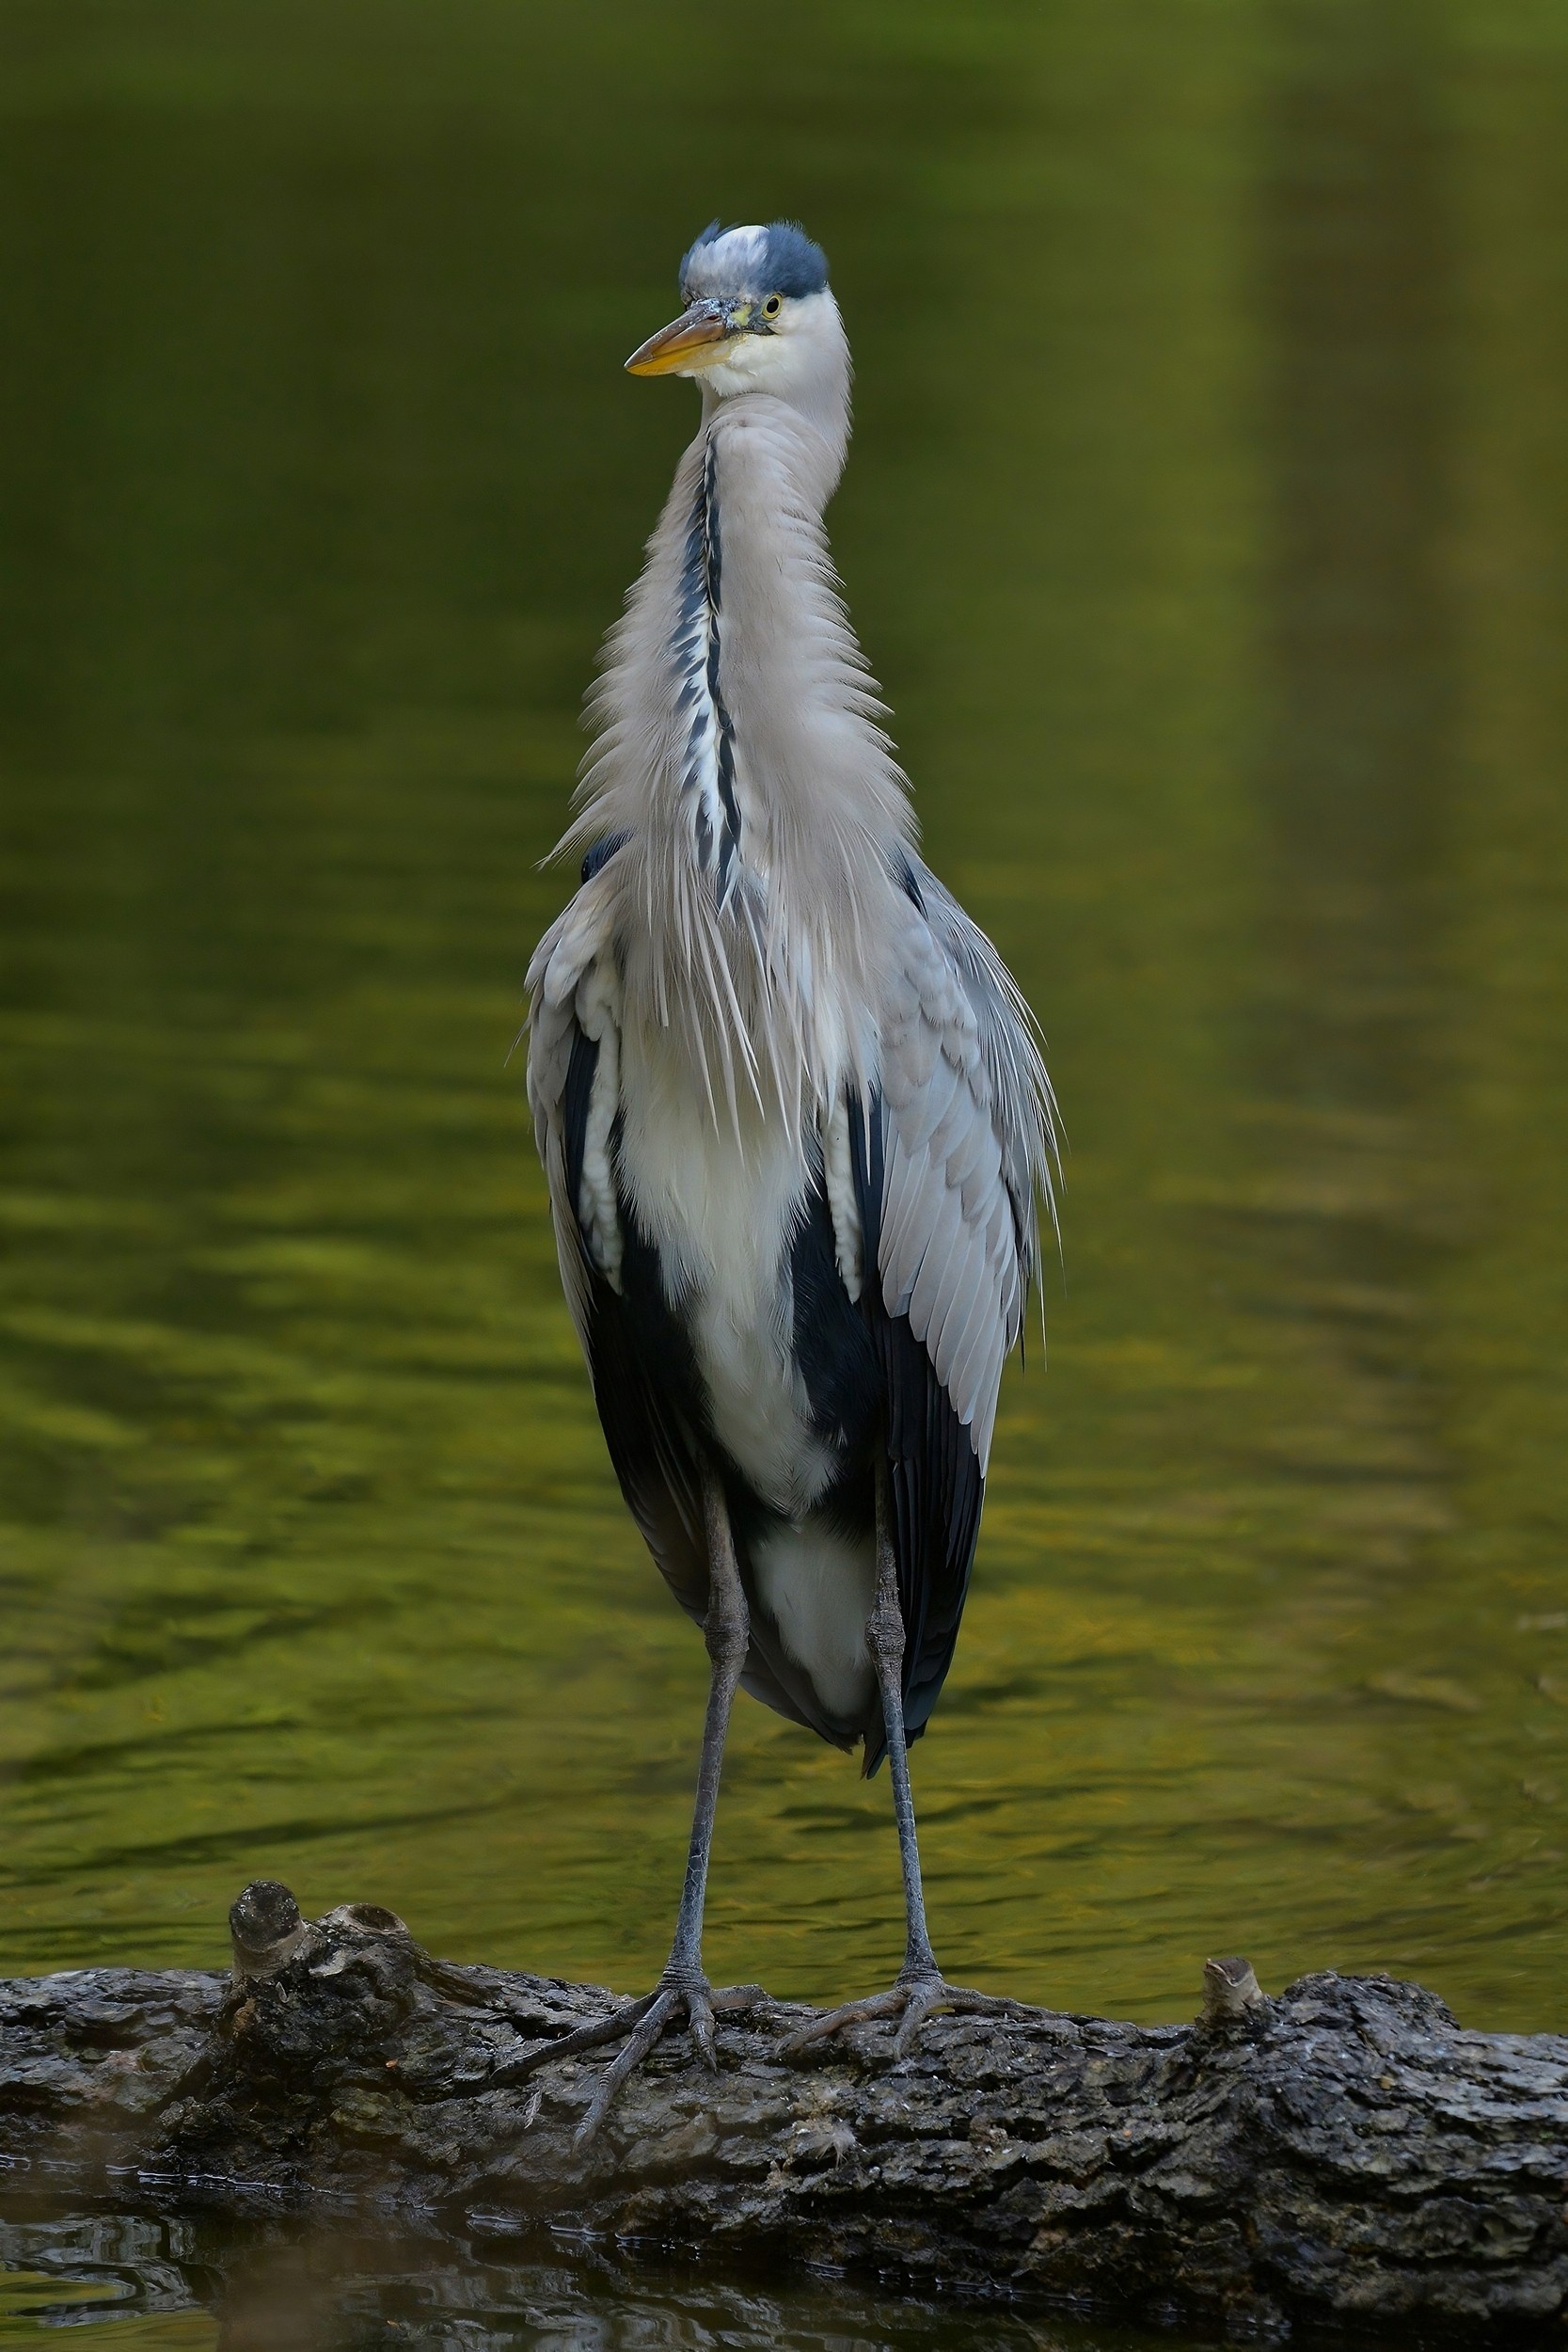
[1, 1882, 1564, 2343]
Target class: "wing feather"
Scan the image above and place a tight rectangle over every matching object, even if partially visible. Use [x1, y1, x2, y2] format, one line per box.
[900, 1050, 960, 1159]
[528, 853, 713, 1627]
[851, 861, 1056, 1767]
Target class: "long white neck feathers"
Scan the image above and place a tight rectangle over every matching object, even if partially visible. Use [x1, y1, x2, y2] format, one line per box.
[567, 335, 914, 1141]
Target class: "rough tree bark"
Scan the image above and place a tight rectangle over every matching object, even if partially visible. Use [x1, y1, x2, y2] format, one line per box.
[1, 1883, 1564, 2343]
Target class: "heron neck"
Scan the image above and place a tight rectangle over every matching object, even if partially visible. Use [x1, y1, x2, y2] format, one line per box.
[699, 376, 849, 505]
[571, 389, 911, 1125]
[680, 393, 908, 873]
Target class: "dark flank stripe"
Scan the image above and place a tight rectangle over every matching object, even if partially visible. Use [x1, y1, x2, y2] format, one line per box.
[848, 1085, 984, 1773]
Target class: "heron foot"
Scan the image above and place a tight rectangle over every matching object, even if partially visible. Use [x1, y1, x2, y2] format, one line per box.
[530, 1973, 771, 2148]
[780, 1967, 1026, 2063]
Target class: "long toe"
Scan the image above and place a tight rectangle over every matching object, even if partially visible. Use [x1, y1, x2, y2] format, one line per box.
[565, 1979, 772, 2146]
[573, 1987, 681, 2146]
[513, 1989, 660, 2079]
[893, 1975, 1029, 2056]
[783, 1977, 1029, 2062]
[778, 1987, 907, 2058]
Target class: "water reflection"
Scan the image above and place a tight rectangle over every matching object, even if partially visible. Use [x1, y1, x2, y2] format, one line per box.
[0, 2211, 1176, 2352]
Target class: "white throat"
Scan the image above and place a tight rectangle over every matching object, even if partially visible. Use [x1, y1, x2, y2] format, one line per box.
[698, 290, 851, 494]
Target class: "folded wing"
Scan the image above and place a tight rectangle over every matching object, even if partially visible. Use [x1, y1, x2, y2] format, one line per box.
[851, 856, 1056, 1763]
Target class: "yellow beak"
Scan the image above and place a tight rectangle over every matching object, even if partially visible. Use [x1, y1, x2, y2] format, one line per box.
[625, 302, 734, 377]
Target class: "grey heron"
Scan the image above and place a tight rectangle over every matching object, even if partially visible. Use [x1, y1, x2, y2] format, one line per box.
[527, 220, 1057, 2138]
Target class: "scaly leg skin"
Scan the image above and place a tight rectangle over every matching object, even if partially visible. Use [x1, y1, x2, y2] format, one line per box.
[520, 1463, 769, 2148]
[782, 1468, 1028, 2063]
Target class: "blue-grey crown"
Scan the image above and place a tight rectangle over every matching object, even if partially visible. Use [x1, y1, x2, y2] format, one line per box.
[679, 219, 831, 305]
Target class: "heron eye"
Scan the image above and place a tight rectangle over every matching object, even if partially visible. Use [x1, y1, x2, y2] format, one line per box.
[762, 294, 783, 318]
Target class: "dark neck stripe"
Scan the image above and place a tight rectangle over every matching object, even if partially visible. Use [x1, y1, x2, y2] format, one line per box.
[672, 441, 743, 907]
[701, 439, 743, 906]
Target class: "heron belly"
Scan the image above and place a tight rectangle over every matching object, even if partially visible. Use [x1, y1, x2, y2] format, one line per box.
[614, 1034, 879, 1731]
[616, 1050, 838, 1514]
[750, 1518, 875, 1725]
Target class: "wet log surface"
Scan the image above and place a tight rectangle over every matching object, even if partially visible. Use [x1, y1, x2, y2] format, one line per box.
[1, 1883, 1564, 2344]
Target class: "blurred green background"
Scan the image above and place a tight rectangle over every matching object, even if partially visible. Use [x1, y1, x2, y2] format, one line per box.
[2, 0, 1565, 2062]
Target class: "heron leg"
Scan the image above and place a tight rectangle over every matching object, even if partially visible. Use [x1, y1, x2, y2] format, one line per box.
[781, 1466, 1027, 2062]
[520, 1462, 770, 2147]
[665, 1455, 750, 1993]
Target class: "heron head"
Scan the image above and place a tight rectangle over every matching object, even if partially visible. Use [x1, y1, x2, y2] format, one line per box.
[625, 220, 844, 413]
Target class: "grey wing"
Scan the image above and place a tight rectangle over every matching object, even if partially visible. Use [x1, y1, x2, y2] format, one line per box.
[847, 860, 1055, 1763]
[526, 866, 711, 1626]
[879, 856, 1057, 1470]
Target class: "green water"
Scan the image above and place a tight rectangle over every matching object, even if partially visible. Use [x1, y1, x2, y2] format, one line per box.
[2, 0, 1566, 2341]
